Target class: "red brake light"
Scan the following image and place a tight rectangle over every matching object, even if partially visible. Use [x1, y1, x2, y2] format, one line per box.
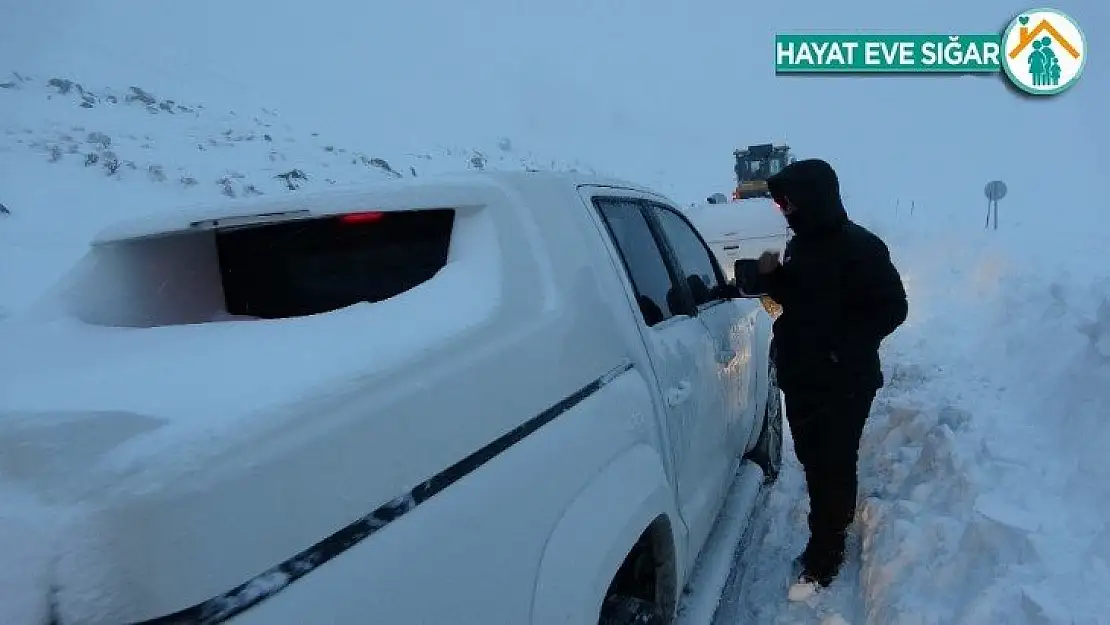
[339, 211, 386, 224]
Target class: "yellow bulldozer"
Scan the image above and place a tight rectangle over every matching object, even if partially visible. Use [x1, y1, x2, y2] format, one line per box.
[731, 143, 795, 201]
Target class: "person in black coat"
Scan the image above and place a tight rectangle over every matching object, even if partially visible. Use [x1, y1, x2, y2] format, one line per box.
[754, 158, 908, 591]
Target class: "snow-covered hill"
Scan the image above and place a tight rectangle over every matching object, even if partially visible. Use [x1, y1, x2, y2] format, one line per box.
[1, 70, 595, 194]
[0, 70, 596, 313]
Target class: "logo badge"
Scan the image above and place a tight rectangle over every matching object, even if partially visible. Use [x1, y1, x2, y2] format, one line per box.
[1001, 8, 1086, 95]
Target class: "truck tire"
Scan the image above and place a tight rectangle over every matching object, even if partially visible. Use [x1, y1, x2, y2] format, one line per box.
[745, 356, 783, 485]
[599, 595, 665, 625]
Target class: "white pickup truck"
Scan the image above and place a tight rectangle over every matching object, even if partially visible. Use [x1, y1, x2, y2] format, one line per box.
[0, 171, 783, 625]
[685, 197, 791, 284]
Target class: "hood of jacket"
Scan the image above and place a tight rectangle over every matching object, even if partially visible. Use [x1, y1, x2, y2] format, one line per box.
[766, 158, 849, 238]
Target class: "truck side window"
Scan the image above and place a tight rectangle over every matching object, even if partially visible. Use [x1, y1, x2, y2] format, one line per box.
[594, 198, 683, 327]
[649, 204, 726, 307]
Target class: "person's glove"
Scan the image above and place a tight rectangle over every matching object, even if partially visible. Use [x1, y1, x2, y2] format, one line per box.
[758, 250, 781, 274]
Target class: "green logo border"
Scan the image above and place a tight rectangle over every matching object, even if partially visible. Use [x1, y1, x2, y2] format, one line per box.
[1001, 7, 1087, 95]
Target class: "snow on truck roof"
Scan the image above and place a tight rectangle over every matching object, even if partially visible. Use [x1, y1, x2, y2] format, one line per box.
[92, 170, 664, 244]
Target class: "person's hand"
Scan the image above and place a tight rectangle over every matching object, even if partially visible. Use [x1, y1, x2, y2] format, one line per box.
[757, 250, 781, 274]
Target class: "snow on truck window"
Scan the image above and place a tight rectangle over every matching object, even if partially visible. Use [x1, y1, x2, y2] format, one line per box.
[218, 209, 454, 319]
[594, 197, 688, 327]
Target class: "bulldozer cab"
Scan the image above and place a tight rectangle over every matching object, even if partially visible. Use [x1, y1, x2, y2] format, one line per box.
[732, 143, 793, 200]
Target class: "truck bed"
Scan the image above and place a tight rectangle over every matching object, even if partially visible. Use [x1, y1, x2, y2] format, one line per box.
[1, 263, 491, 424]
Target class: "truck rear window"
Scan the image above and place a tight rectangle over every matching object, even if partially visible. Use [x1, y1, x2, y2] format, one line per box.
[217, 209, 454, 319]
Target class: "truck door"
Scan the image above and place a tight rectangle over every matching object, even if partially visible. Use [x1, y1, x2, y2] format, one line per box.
[590, 196, 728, 565]
[645, 203, 761, 461]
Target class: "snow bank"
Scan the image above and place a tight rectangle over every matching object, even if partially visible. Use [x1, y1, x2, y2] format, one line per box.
[855, 225, 1110, 625]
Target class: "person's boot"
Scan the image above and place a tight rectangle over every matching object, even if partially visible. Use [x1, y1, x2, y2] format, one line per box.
[787, 566, 834, 601]
[788, 544, 839, 602]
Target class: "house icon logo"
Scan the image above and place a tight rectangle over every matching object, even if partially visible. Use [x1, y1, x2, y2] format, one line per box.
[1001, 8, 1086, 95]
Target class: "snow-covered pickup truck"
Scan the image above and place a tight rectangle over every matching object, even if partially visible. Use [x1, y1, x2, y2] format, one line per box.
[0, 171, 782, 625]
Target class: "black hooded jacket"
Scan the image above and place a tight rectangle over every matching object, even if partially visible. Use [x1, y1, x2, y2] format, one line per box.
[759, 159, 908, 394]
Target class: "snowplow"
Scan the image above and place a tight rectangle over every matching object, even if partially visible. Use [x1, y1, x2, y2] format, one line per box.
[732, 143, 795, 201]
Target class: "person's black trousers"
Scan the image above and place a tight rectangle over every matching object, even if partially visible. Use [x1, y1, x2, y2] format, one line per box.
[785, 387, 877, 584]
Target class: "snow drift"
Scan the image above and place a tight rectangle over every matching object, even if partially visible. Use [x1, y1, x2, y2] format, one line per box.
[854, 225, 1110, 625]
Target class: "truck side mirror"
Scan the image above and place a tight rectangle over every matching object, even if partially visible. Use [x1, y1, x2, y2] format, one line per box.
[731, 259, 767, 298]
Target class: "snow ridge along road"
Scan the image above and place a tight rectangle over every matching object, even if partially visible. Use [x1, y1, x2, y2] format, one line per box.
[674, 461, 765, 625]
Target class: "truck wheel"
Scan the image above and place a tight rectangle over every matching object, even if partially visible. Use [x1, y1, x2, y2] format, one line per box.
[599, 595, 665, 625]
[746, 358, 783, 484]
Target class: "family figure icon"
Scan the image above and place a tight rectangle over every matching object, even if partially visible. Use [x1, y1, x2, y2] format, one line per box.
[1028, 38, 1061, 86]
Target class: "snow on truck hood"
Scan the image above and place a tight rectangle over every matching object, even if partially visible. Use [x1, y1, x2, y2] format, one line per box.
[0, 261, 495, 495]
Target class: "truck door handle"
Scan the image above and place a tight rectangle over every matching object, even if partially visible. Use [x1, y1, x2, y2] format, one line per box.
[666, 381, 693, 406]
